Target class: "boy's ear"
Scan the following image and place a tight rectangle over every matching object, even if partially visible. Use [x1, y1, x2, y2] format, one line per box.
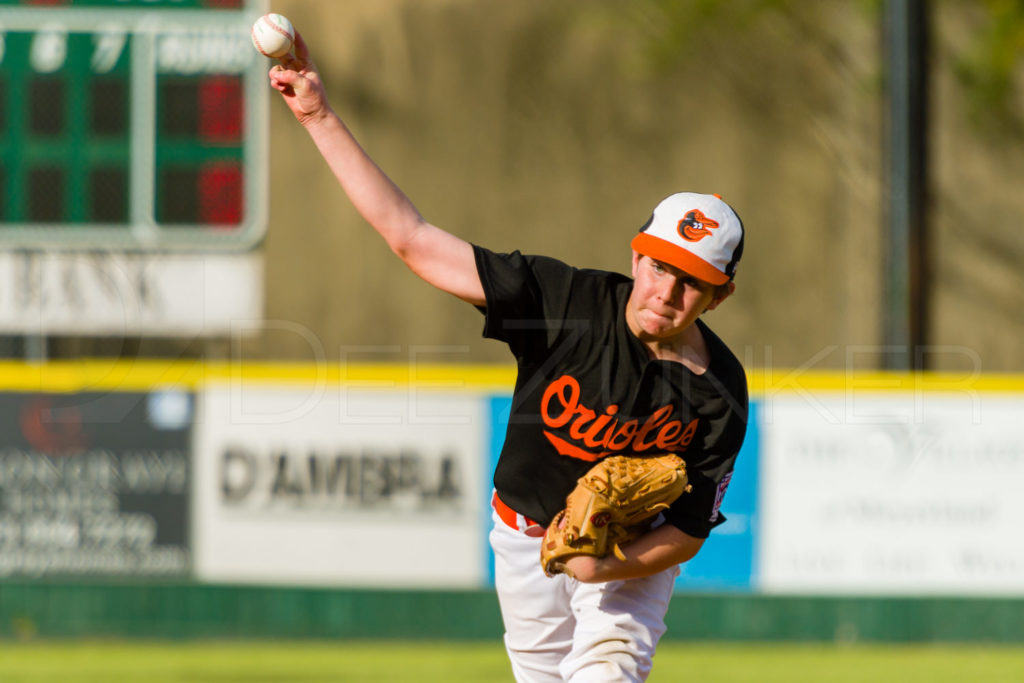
[706, 281, 736, 312]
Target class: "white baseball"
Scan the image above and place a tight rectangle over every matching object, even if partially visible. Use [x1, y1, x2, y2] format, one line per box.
[251, 13, 295, 59]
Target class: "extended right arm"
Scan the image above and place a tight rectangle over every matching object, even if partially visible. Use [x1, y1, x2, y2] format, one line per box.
[268, 32, 485, 306]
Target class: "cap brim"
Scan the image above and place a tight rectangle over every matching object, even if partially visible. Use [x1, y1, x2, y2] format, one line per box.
[631, 233, 729, 285]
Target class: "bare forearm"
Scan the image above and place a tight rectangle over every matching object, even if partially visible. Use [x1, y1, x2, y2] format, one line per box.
[564, 525, 704, 583]
[303, 111, 426, 251]
[303, 113, 483, 302]
[268, 32, 485, 304]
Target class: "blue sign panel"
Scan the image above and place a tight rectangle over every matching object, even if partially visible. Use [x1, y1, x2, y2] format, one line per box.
[673, 400, 758, 592]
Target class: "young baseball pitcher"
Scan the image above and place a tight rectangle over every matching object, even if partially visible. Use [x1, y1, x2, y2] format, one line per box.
[267, 28, 748, 683]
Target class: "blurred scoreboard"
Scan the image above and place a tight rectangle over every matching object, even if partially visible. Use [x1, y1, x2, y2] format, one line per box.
[0, 0, 268, 251]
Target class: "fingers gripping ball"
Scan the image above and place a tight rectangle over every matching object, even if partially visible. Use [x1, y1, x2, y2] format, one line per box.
[252, 13, 295, 59]
[541, 454, 692, 578]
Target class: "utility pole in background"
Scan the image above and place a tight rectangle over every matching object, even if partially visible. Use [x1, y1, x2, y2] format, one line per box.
[883, 0, 931, 370]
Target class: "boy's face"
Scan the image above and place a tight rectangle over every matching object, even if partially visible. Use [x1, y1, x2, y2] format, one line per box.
[626, 252, 732, 342]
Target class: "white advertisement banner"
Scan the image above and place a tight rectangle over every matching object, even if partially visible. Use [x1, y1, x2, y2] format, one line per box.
[760, 392, 1024, 595]
[0, 251, 262, 336]
[193, 384, 487, 587]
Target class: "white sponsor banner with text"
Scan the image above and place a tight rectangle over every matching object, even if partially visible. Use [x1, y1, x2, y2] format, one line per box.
[760, 393, 1024, 595]
[193, 384, 487, 588]
[0, 251, 262, 336]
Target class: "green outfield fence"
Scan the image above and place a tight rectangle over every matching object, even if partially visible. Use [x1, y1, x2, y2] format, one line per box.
[2, 582, 1023, 643]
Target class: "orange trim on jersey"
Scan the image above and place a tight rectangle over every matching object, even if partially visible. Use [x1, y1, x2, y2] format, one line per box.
[631, 232, 728, 285]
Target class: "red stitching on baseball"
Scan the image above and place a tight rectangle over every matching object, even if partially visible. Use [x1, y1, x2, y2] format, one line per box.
[251, 28, 267, 56]
[253, 15, 290, 58]
[265, 15, 291, 41]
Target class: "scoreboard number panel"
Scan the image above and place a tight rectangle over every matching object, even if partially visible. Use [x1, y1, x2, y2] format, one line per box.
[0, 0, 269, 251]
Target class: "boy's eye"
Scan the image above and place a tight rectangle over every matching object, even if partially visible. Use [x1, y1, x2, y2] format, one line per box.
[684, 277, 706, 291]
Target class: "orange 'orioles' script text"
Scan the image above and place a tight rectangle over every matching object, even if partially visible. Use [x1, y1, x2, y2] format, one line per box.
[540, 375, 698, 461]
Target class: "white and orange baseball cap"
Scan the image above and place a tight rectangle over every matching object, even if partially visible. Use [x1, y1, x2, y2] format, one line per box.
[630, 192, 744, 285]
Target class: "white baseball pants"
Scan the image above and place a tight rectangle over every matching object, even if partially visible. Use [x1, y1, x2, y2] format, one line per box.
[490, 507, 679, 683]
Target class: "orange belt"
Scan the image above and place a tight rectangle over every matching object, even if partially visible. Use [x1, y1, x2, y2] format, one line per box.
[492, 492, 546, 537]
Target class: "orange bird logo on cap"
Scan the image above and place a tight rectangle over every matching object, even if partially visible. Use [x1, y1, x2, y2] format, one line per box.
[676, 209, 719, 242]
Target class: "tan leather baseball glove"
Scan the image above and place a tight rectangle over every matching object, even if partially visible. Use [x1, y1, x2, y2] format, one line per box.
[540, 453, 691, 578]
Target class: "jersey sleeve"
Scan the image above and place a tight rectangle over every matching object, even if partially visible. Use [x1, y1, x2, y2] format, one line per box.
[662, 464, 736, 539]
[473, 245, 578, 357]
[662, 353, 749, 539]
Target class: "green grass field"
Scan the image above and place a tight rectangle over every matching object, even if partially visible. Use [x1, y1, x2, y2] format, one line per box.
[1, 641, 1024, 682]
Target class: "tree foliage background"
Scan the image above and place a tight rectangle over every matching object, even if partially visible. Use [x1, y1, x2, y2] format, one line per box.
[57, 0, 1024, 373]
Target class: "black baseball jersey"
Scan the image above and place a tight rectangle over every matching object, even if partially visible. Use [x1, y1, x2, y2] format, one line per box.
[475, 246, 748, 539]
